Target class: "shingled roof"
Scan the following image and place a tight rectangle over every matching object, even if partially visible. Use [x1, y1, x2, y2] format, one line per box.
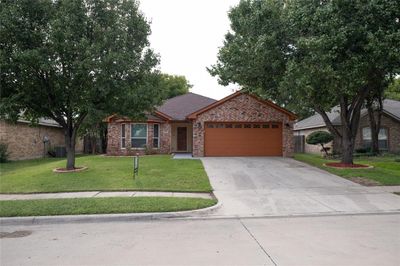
[156, 92, 216, 121]
[294, 99, 400, 130]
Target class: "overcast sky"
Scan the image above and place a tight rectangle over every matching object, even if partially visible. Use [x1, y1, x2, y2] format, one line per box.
[140, 0, 240, 100]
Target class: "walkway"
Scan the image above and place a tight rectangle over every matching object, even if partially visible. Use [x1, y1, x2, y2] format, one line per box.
[0, 191, 213, 201]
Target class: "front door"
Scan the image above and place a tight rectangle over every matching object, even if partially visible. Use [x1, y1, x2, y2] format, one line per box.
[177, 127, 187, 151]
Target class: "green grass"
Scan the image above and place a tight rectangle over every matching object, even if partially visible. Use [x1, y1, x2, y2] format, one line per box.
[0, 155, 212, 193]
[0, 197, 217, 217]
[294, 153, 400, 186]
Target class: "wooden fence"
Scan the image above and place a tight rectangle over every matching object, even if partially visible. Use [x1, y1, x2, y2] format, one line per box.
[294, 135, 305, 153]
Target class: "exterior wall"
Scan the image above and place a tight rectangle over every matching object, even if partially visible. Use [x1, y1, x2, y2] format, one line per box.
[355, 113, 400, 153]
[106, 121, 171, 156]
[0, 120, 83, 161]
[171, 123, 193, 152]
[294, 127, 333, 154]
[294, 113, 400, 154]
[192, 94, 294, 157]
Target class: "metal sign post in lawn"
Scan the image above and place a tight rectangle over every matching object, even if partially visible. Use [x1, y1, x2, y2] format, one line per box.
[133, 153, 139, 179]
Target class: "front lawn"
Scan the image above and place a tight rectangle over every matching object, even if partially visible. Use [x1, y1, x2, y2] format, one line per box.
[0, 197, 217, 217]
[294, 153, 400, 186]
[0, 155, 212, 193]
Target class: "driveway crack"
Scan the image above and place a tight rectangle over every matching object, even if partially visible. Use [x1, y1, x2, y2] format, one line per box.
[239, 219, 277, 266]
[305, 194, 338, 212]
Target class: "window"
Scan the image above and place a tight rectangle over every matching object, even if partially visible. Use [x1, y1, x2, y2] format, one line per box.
[225, 124, 233, 128]
[244, 124, 251, 128]
[253, 124, 261, 128]
[271, 124, 279, 128]
[262, 124, 270, 129]
[362, 127, 388, 150]
[131, 124, 147, 148]
[234, 124, 242, 128]
[207, 124, 214, 128]
[121, 124, 126, 148]
[153, 124, 160, 148]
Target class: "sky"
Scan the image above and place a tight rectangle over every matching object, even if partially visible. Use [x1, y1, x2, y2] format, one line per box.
[139, 0, 241, 100]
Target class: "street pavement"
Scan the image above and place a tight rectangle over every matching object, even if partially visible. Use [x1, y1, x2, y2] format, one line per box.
[1, 214, 399, 265]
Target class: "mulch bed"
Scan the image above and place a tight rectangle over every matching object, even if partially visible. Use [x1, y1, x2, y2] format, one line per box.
[323, 162, 373, 169]
[53, 166, 88, 173]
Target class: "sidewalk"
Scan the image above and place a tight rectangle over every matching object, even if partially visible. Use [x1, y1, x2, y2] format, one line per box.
[0, 191, 214, 201]
[363, 185, 400, 193]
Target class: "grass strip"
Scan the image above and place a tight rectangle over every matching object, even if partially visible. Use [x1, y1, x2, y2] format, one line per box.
[0, 197, 217, 217]
[0, 155, 212, 193]
[294, 153, 400, 186]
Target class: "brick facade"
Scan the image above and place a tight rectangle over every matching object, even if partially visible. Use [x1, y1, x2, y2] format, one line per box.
[355, 113, 400, 153]
[0, 120, 83, 160]
[106, 120, 171, 156]
[192, 93, 294, 157]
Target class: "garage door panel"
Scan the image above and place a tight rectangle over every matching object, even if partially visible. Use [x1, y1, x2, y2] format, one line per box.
[205, 123, 282, 156]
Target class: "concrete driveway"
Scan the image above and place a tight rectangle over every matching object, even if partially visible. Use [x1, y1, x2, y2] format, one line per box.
[201, 157, 400, 217]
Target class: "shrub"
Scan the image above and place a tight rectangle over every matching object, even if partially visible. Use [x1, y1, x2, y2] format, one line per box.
[306, 131, 334, 156]
[355, 148, 367, 153]
[144, 145, 157, 155]
[0, 143, 10, 163]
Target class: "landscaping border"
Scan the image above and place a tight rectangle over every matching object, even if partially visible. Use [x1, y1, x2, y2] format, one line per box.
[323, 163, 374, 169]
[53, 166, 88, 173]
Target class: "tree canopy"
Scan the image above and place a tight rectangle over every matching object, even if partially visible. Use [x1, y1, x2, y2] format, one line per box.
[386, 78, 400, 100]
[209, 0, 400, 163]
[159, 74, 192, 99]
[0, 0, 161, 169]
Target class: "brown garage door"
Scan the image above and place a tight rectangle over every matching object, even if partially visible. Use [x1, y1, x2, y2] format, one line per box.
[204, 122, 282, 156]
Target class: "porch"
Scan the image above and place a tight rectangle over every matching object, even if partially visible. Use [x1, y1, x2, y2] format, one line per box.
[171, 122, 193, 153]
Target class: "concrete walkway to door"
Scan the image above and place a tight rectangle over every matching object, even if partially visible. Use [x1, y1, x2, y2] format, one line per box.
[201, 157, 400, 217]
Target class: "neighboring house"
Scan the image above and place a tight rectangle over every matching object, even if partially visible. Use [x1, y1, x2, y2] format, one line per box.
[0, 118, 83, 160]
[105, 91, 297, 157]
[294, 99, 400, 154]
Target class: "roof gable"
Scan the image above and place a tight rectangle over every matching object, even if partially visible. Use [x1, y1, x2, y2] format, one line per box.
[294, 99, 400, 130]
[187, 91, 297, 120]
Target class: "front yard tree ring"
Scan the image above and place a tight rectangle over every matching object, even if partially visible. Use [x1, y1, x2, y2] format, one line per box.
[323, 163, 373, 169]
[53, 166, 88, 173]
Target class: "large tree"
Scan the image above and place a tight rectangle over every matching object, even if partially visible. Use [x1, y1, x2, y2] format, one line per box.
[386, 78, 400, 100]
[209, 0, 400, 164]
[78, 73, 191, 155]
[0, 0, 161, 169]
[159, 74, 192, 99]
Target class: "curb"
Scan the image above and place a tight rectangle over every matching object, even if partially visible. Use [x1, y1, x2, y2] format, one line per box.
[0, 201, 222, 226]
[175, 210, 400, 221]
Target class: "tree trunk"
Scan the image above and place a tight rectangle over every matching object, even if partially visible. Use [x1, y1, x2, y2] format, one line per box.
[366, 96, 383, 155]
[341, 132, 355, 164]
[91, 136, 96, 155]
[64, 128, 77, 170]
[320, 143, 328, 157]
[367, 106, 379, 154]
[100, 125, 108, 154]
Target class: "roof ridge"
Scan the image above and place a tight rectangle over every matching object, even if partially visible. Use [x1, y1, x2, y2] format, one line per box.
[165, 92, 216, 102]
[186, 92, 217, 101]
